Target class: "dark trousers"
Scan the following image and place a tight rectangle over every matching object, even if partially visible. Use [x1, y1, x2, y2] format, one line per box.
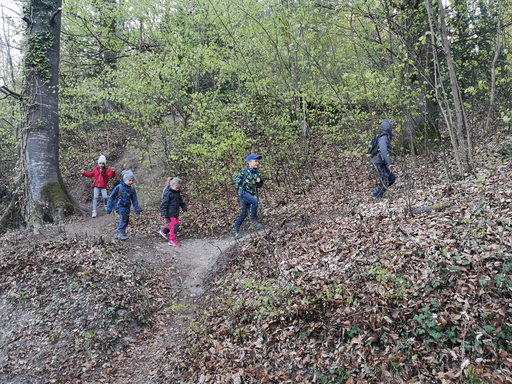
[117, 210, 130, 232]
[372, 163, 396, 198]
[234, 193, 258, 228]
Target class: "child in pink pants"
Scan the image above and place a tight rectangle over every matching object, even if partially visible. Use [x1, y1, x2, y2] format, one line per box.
[159, 178, 188, 246]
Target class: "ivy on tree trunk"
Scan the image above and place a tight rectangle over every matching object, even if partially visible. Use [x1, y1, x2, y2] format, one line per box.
[20, 0, 73, 232]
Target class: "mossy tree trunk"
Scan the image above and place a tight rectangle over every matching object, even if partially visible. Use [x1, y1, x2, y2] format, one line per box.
[19, 0, 73, 232]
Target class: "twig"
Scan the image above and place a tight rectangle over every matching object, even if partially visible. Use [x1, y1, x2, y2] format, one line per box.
[3, 334, 24, 348]
[397, 226, 420, 248]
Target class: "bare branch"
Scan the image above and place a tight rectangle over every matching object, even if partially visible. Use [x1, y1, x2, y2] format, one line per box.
[1, 5, 22, 16]
[50, 7, 62, 25]
[0, 85, 21, 100]
[22, 15, 32, 25]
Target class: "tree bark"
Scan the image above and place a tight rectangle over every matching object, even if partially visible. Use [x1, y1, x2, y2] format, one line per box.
[437, 0, 472, 174]
[20, 0, 72, 232]
[485, 0, 502, 133]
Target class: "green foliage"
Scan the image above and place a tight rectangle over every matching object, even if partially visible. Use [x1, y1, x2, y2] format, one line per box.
[413, 302, 446, 344]
[26, 29, 54, 82]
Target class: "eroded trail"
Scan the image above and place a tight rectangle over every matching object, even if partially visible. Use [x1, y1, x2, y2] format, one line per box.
[64, 211, 235, 383]
[105, 236, 234, 384]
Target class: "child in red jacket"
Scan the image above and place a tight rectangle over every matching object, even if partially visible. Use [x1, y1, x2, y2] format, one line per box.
[81, 155, 116, 217]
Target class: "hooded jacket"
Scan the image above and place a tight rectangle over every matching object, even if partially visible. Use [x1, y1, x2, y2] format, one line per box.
[106, 180, 140, 214]
[82, 166, 116, 189]
[234, 166, 264, 197]
[372, 119, 394, 166]
[160, 186, 187, 218]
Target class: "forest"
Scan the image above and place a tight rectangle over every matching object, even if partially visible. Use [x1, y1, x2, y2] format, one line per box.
[0, 0, 512, 382]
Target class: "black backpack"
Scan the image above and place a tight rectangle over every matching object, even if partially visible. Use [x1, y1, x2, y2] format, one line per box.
[367, 134, 382, 156]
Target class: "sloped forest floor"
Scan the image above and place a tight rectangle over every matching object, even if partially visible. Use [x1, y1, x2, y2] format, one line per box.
[1, 129, 512, 384]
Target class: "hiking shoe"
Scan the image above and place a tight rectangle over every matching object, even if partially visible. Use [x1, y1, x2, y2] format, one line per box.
[230, 231, 242, 240]
[159, 229, 169, 240]
[251, 220, 263, 229]
[229, 227, 242, 239]
[118, 231, 128, 240]
[114, 231, 120, 239]
[92, 210, 97, 218]
[373, 195, 383, 202]
[168, 240, 181, 247]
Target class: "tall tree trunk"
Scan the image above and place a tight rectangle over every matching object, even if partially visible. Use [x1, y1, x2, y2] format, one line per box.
[437, 0, 473, 174]
[485, 0, 502, 133]
[20, 0, 73, 232]
[100, 0, 118, 114]
[424, 0, 473, 176]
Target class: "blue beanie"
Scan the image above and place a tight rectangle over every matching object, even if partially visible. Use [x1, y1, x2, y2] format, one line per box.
[122, 170, 135, 181]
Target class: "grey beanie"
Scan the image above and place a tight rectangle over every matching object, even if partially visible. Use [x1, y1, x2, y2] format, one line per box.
[98, 155, 107, 164]
[122, 169, 135, 181]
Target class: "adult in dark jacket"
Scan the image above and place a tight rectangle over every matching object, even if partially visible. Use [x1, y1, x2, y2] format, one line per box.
[371, 119, 397, 200]
[159, 177, 188, 247]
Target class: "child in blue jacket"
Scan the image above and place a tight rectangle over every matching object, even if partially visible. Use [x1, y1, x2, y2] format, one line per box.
[159, 177, 187, 247]
[106, 170, 141, 240]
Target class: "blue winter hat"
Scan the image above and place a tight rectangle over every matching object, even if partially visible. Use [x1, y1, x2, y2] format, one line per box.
[246, 154, 262, 162]
[122, 169, 135, 181]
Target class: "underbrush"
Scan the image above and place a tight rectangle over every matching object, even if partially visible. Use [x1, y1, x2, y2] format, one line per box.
[175, 146, 512, 383]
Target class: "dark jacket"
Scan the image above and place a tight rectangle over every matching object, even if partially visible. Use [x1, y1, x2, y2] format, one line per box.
[106, 180, 140, 214]
[82, 166, 116, 188]
[372, 119, 394, 166]
[160, 186, 187, 218]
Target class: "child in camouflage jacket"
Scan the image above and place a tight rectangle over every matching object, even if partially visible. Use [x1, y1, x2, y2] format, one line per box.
[230, 154, 264, 239]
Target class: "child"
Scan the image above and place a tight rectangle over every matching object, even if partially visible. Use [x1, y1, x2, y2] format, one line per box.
[106, 170, 141, 240]
[230, 154, 264, 239]
[159, 177, 188, 247]
[81, 155, 116, 218]
[370, 119, 397, 201]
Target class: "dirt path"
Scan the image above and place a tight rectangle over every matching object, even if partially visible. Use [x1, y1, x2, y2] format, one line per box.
[59, 210, 237, 383]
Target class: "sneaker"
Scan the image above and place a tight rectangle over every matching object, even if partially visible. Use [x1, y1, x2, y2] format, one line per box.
[230, 228, 241, 239]
[159, 230, 169, 239]
[92, 211, 97, 218]
[168, 240, 181, 247]
[250, 220, 262, 229]
[118, 230, 128, 240]
[373, 195, 383, 202]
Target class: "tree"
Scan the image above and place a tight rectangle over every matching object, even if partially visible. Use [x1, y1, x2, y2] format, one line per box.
[18, 0, 73, 232]
[425, 0, 474, 175]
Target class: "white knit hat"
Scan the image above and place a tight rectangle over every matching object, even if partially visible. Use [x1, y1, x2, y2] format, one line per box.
[98, 155, 107, 164]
